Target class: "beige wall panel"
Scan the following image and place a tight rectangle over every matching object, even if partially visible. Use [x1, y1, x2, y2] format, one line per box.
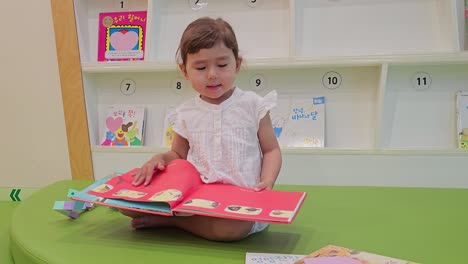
[0, 0, 72, 187]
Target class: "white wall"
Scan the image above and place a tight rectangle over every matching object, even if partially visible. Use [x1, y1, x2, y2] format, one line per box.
[0, 0, 71, 187]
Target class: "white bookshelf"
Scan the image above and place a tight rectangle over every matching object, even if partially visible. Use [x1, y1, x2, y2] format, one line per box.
[73, 0, 468, 187]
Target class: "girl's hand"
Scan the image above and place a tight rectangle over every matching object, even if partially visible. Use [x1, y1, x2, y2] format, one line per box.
[132, 157, 166, 186]
[253, 180, 273, 192]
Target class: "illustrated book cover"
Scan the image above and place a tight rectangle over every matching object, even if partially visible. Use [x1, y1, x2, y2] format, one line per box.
[457, 91, 468, 149]
[270, 96, 326, 148]
[97, 11, 147, 61]
[71, 159, 307, 224]
[161, 105, 177, 147]
[295, 244, 418, 264]
[99, 105, 146, 147]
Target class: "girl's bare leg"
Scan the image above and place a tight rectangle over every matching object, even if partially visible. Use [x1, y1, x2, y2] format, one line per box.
[120, 209, 254, 242]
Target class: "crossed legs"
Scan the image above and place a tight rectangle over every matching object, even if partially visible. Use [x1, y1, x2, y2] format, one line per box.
[120, 209, 254, 242]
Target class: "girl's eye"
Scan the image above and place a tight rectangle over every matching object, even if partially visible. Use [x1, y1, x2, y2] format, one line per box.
[218, 64, 227, 68]
[195, 67, 206, 70]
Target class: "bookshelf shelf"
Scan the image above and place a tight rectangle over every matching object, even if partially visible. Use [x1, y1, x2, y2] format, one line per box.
[91, 145, 468, 156]
[64, 0, 468, 187]
[82, 52, 468, 73]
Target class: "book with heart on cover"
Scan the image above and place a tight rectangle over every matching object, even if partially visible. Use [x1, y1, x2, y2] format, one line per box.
[97, 11, 147, 61]
[99, 105, 146, 146]
[71, 159, 307, 224]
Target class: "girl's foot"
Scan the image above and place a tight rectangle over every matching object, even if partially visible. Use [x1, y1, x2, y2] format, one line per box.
[131, 215, 171, 229]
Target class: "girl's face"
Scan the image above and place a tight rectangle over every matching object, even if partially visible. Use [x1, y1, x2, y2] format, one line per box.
[180, 42, 241, 105]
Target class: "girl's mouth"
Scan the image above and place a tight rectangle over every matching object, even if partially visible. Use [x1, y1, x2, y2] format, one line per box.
[206, 84, 221, 89]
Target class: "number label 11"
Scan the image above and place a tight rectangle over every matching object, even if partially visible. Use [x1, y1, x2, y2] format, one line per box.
[412, 72, 432, 90]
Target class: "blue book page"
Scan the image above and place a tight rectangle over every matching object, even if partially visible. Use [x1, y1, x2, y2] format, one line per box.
[71, 174, 172, 215]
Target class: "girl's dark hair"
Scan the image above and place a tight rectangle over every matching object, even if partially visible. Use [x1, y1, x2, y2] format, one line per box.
[176, 17, 239, 66]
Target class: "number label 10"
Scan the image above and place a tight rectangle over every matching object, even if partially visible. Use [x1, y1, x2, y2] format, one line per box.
[322, 71, 342, 89]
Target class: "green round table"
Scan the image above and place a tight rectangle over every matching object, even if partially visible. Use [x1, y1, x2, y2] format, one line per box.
[9, 180, 468, 263]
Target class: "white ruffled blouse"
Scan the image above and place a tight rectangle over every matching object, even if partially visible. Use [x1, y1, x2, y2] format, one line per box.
[173, 87, 277, 188]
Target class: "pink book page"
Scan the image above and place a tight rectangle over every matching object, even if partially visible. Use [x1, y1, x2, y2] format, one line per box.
[87, 159, 203, 208]
[304, 257, 361, 264]
[97, 11, 147, 61]
[174, 183, 307, 224]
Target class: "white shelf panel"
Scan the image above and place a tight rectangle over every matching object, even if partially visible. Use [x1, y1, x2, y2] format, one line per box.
[381, 64, 468, 149]
[83, 71, 195, 147]
[148, 0, 290, 61]
[295, 0, 457, 57]
[236, 66, 381, 149]
[84, 66, 381, 150]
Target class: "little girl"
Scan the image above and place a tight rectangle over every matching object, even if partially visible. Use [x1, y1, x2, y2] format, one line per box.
[122, 17, 282, 242]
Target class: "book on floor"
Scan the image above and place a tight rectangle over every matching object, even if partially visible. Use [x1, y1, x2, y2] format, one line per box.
[246, 244, 418, 264]
[71, 159, 307, 224]
[296, 244, 417, 264]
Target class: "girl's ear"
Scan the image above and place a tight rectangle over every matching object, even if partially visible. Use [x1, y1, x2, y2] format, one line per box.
[179, 63, 188, 79]
[235, 57, 243, 73]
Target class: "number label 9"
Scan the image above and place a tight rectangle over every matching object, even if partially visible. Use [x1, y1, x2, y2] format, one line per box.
[250, 74, 266, 91]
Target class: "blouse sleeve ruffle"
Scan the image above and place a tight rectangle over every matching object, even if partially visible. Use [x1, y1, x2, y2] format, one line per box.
[257, 90, 277, 123]
[172, 108, 188, 139]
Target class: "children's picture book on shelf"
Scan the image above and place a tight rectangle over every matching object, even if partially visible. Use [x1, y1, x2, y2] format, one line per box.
[161, 105, 177, 147]
[99, 105, 146, 147]
[270, 96, 326, 148]
[97, 11, 147, 61]
[71, 159, 307, 224]
[294, 244, 418, 264]
[457, 91, 468, 149]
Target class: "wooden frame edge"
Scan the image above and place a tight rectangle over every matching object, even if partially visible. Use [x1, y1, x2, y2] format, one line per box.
[50, 0, 94, 180]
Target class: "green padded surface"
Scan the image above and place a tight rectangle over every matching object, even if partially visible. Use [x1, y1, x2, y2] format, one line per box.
[10, 180, 468, 264]
[1, 202, 18, 264]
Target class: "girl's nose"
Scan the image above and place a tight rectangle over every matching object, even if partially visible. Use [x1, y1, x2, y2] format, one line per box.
[208, 67, 217, 80]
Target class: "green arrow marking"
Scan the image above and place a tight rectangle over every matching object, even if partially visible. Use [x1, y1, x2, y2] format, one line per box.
[9, 189, 21, 201]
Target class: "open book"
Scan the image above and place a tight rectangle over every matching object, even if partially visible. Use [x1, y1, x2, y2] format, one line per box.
[295, 245, 417, 264]
[71, 159, 307, 224]
[246, 245, 417, 264]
